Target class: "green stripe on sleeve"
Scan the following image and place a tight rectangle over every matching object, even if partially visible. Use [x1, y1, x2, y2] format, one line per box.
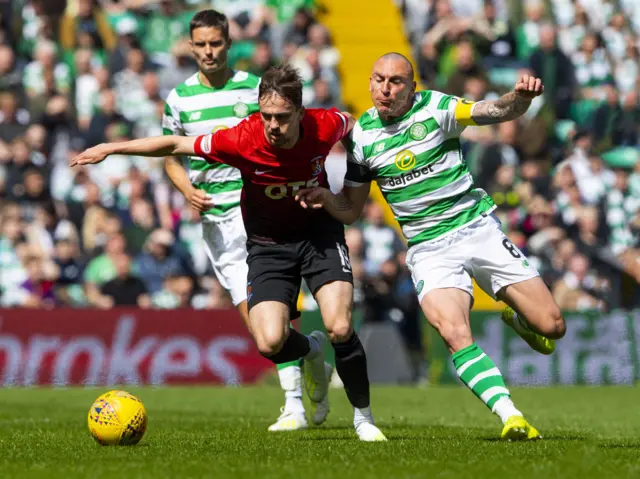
[437, 95, 453, 110]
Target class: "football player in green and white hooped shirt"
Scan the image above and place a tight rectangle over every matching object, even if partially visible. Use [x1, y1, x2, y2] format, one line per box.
[296, 53, 567, 441]
[162, 9, 329, 432]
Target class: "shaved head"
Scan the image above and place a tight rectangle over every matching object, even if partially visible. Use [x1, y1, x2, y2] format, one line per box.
[369, 52, 416, 120]
[374, 52, 414, 81]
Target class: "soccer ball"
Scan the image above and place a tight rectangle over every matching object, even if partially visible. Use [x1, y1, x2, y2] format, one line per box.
[88, 390, 147, 446]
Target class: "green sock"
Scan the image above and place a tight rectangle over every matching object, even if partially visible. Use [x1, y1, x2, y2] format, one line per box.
[452, 343, 510, 411]
[276, 359, 302, 371]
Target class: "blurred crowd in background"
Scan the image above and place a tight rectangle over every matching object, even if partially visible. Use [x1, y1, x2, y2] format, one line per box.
[398, 0, 640, 313]
[0, 0, 344, 310]
[0, 0, 639, 376]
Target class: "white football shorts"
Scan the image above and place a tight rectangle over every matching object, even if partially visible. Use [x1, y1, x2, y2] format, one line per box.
[202, 213, 249, 306]
[406, 213, 540, 303]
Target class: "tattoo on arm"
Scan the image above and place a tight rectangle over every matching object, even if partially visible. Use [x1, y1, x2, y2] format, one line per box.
[471, 91, 531, 125]
[332, 193, 353, 211]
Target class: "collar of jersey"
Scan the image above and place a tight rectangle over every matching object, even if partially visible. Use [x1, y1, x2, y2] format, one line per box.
[196, 69, 236, 91]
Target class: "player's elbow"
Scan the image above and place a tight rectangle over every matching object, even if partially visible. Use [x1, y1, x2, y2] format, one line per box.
[343, 204, 365, 225]
[344, 213, 360, 225]
[334, 208, 358, 225]
[172, 136, 196, 156]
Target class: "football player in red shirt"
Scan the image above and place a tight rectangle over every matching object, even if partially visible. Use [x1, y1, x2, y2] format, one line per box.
[71, 64, 387, 442]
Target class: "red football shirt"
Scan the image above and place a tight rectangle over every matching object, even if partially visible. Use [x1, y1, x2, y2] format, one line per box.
[194, 108, 349, 243]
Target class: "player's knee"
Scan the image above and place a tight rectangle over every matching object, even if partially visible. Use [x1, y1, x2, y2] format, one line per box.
[254, 329, 286, 357]
[326, 319, 353, 343]
[542, 306, 566, 339]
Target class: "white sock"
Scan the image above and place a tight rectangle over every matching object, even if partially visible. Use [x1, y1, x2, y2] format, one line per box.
[278, 366, 305, 414]
[492, 396, 523, 424]
[284, 393, 305, 414]
[354, 406, 374, 428]
[278, 365, 302, 392]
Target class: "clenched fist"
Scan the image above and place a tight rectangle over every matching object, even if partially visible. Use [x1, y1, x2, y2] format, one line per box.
[514, 74, 544, 100]
[187, 188, 216, 213]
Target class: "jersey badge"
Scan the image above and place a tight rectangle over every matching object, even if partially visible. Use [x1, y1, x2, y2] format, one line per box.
[233, 102, 250, 118]
[409, 122, 428, 141]
[310, 156, 324, 176]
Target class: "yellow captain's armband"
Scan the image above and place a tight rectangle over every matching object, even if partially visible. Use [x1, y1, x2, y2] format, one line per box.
[454, 99, 478, 126]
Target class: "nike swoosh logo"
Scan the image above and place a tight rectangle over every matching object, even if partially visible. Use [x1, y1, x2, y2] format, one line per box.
[255, 170, 272, 175]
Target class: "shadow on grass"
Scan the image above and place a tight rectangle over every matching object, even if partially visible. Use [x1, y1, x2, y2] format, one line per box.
[483, 434, 588, 442]
[295, 424, 596, 444]
[95, 443, 152, 449]
[303, 436, 360, 442]
[306, 424, 486, 434]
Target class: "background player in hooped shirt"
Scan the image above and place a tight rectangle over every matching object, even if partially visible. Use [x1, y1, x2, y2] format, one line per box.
[70, 64, 387, 442]
[161, 9, 317, 433]
[296, 53, 568, 441]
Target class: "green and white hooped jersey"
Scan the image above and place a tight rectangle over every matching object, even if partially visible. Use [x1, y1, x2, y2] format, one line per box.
[162, 70, 260, 222]
[345, 90, 496, 248]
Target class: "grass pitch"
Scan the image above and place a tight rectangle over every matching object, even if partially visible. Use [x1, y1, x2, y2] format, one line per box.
[0, 385, 639, 478]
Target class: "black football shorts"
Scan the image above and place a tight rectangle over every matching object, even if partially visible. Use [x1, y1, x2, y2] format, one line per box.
[245, 234, 354, 318]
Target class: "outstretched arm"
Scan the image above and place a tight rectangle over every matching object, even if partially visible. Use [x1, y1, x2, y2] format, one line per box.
[70, 135, 197, 166]
[470, 74, 544, 125]
[295, 182, 371, 225]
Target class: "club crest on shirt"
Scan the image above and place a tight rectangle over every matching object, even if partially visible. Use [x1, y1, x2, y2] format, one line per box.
[409, 123, 428, 141]
[233, 102, 249, 118]
[310, 155, 324, 176]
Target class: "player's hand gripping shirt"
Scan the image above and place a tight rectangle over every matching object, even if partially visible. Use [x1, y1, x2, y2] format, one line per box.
[194, 108, 350, 243]
[162, 70, 260, 222]
[345, 90, 496, 247]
